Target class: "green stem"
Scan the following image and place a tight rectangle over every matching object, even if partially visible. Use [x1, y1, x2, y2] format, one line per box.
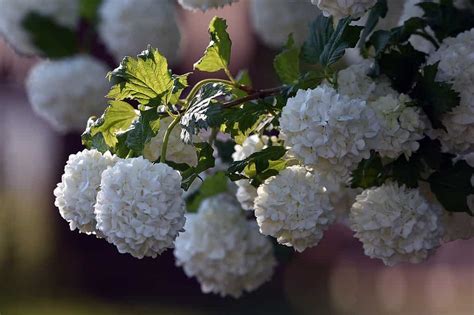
[224, 68, 236, 83]
[160, 115, 181, 163]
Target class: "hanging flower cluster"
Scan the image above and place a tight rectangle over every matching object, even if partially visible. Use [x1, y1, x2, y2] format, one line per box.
[12, 0, 471, 299]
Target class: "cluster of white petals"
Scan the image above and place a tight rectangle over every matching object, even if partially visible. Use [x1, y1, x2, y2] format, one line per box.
[143, 118, 198, 167]
[0, 0, 79, 55]
[368, 94, 425, 159]
[250, 0, 320, 48]
[426, 29, 474, 154]
[313, 0, 376, 19]
[54, 149, 117, 235]
[26, 55, 109, 133]
[177, 0, 238, 11]
[95, 157, 186, 259]
[280, 85, 379, 182]
[254, 166, 335, 252]
[174, 194, 276, 298]
[349, 182, 444, 266]
[99, 0, 181, 64]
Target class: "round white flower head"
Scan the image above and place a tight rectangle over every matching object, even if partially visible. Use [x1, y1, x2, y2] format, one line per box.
[26, 55, 109, 133]
[349, 182, 444, 266]
[177, 0, 238, 11]
[313, 0, 377, 19]
[143, 117, 198, 167]
[54, 149, 118, 235]
[174, 194, 276, 298]
[368, 94, 425, 159]
[250, 0, 320, 48]
[442, 212, 474, 242]
[426, 29, 474, 153]
[95, 157, 186, 259]
[337, 60, 398, 102]
[280, 85, 380, 182]
[99, 0, 181, 64]
[0, 0, 79, 55]
[254, 165, 335, 252]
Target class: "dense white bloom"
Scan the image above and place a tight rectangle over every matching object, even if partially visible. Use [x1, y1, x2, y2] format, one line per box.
[280, 85, 379, 182]
[349, 182, 444, 266]
[54, 149, 117, 235]
[143, 118, 198, 166]
[177, 0, 238, 11]
[442, 212, 474, 242]
[313, 0, 377, 19]
[426, 29, 474, 153]
[250, 0, 320, 48]
[26, 55, 109, 133]
[368, 94, 425, 159]
[95, 157, 185, 259]
[99, 0, 181, 64]
[174, 194, 276, 298]
[254, 166, 335, 252]
[0, 0, 79, 55]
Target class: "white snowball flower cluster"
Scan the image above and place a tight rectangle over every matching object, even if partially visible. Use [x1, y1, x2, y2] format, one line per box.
[250, 0, 320, 48]
[54, 149, 117, 235]
[254, 165, 335, 252]
[0, 0, 79, 55]
[177, 0, 238, 11]
[368, 94, 425, 159]
[426, 29, 474, 154]
[26, 55, 109, 133]
[99, 0, 181, 64]
[95, 157, 186, 259]
[174, 194, 276, 298]
[349, 182, 444, 266]
[313, 0, 377, 19]
[280, 84, 379, 182]
[143, 118, 198, 167]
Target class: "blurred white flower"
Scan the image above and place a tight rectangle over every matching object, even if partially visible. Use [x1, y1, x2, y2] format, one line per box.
[254, 165, 335, 252]
[95, 157, 186, 259]
[177, 0, 238, 11]
[143, 117, 198, 167]
[313, 0, 377, 19]
[99, 0, 181, 64]
[0, 0, 79, 55]
[250, 0, 320, 48]
[426, 29, 474, 154]
[26, 55, 109, 133]
[54, 149, 117, 235]
[349, 182, 444, 266]
[174, 194, 276, 298]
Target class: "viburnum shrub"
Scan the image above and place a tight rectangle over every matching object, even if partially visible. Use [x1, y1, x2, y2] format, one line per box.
[3, 0, 474, 298]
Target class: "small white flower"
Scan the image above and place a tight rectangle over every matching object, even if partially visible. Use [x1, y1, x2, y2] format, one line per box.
[349, 182, 444, 266]
[368, 94, 425, 159]
[99, 0, 181, 64]
[313, 0, 377, 19]
[95, 157, 186, 259]
[280, 85, 380, 183]
[143, 118, 198, 167]
[0, 0, 79, 55]
[174, 194, 276, 298]
[177, 0, 238, 11]
[254, 165, 335, 252]
[426, 29, 474, 154]
[54, 149, 117, 235]
[26, 55, 109, 133]
[250, 0, 320, 48]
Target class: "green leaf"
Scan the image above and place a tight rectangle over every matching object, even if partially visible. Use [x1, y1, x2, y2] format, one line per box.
[123, 108, 162, 154]
[350, 153, 385, 189]
[180, 83, 231, 144]
[186, 172, 229, 212]
[411, 63, 461, 129]
[90, 100, 138, 147]
[302, 15, 334, 64]
[180, 143, 216, 190]
[389, 155, 420, 188]
[429, 161, 474, 215]
[358, 0, 388, 47]
[194, 17, 232, 73]
[82, 117, 110, 153]
[80, 0, 102, 22]
[22, 13, 78, 58]
[168, 73, 190, 105]
[274, 35, 301, 84]
[107, 47, 173, 106]
[220, 100, 270, 140]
